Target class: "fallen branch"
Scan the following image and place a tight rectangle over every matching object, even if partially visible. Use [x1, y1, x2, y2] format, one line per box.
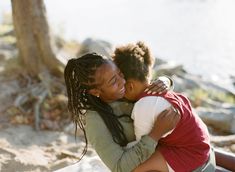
[211, 135, 235, 146]
[34, 90, 48, 131]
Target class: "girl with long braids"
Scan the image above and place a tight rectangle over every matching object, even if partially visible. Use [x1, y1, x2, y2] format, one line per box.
[64, 53, 179, 172]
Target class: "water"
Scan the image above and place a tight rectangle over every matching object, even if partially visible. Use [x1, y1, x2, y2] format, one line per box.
[1, 0, 235, 90]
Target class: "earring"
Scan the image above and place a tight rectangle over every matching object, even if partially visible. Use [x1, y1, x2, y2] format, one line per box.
[96, 95, 100, 98]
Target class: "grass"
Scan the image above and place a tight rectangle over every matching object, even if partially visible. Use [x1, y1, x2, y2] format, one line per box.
[189, 88, 235, 107]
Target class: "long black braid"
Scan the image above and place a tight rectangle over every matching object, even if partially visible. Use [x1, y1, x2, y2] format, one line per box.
[64, 53, 129, 160]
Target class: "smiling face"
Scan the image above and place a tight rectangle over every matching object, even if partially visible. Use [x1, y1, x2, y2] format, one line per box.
[89, 61, 126, 103]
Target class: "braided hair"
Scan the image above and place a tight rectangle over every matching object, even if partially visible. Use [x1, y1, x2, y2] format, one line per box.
[64, 53, 129, 160]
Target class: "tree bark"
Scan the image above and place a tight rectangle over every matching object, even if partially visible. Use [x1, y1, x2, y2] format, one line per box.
[11, 0, 63, 77]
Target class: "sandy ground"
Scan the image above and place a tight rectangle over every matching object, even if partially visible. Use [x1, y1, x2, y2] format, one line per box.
[0, 124, 109, 172]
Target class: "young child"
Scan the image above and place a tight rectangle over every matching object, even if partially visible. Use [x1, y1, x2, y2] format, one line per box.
[112, 42, 215, 172]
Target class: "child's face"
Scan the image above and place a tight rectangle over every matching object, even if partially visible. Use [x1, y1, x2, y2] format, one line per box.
[123, 81, 135, 101]
[124, 79, 145, 101]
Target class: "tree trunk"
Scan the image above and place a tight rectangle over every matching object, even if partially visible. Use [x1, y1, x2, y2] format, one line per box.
[11, 0, 63, 77]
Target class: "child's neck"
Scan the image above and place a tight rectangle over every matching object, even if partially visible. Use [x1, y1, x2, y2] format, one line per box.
[134, 80, 150, 100]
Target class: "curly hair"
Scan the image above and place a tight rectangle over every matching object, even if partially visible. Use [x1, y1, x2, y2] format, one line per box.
[112, 41, 154, 82]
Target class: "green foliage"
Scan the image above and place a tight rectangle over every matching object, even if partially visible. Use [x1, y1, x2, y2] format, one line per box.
[0, 24, 13, 34]
[0, 24, 15, 44]
[189, 88, 209, 107]
[2, 35, 16, 44]
[191, 88, 208, 101]
[152, 69, 158, 80]
[208, 89, 235, 104]
[189, 88, 235, 107]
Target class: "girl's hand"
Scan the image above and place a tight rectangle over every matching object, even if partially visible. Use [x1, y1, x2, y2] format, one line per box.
[144, 76, 172, 95]
[149, 106, 180, 141]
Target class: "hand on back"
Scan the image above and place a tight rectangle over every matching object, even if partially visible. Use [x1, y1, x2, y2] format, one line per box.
[149, 106, 180, 141]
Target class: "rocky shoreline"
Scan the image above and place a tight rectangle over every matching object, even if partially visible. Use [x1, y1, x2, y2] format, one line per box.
[0, 26, 235, 171]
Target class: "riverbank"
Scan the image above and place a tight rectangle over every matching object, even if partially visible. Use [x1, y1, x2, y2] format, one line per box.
[0, 25, 235, 172]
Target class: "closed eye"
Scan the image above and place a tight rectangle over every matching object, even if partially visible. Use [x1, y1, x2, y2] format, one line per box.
[118, 70, 124, 78]
[108, 74, 117, 86]
[110, 77, 117, 85]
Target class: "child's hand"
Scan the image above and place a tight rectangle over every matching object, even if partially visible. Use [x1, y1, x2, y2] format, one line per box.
[144, 77, 172, 95]
[149, 106, 180, 141]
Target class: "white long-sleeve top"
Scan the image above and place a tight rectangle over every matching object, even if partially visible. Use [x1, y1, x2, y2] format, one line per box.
[126, 96, 172, 148]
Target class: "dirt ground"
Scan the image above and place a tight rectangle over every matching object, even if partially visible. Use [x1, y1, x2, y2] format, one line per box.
[0, 123, 109, 172]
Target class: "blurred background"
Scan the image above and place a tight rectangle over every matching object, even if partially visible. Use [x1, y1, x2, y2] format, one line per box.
[0, 0, 235, 171]
[1, 0, 235, 89]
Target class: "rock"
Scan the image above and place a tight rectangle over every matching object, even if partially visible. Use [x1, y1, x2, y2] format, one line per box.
[230, 144, 235, 153]
[230, 75, 235, 87]
[171, 74, 201, 92]
[196, 107, 235, 133]
[154, 63, 186, 77]
[77, 38, 113, 59]
[190, 75, 235, 96]
[210, 135, 235, 147]
[153, 57, 167, 66]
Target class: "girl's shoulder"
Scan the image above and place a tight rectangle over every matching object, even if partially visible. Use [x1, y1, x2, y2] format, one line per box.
[133, 96, 171, 117]
[136, 96, 170, 107]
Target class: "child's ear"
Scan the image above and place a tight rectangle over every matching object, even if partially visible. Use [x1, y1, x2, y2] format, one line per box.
[126, 81, 134, 93]
[88, 89, 100, 97]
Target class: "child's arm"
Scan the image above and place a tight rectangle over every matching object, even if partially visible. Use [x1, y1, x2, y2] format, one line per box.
[132, 97, 176, 141]
[133, 107, 181, 172]
[148, 106, 180, 143]
[145, 76, 173, 94]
